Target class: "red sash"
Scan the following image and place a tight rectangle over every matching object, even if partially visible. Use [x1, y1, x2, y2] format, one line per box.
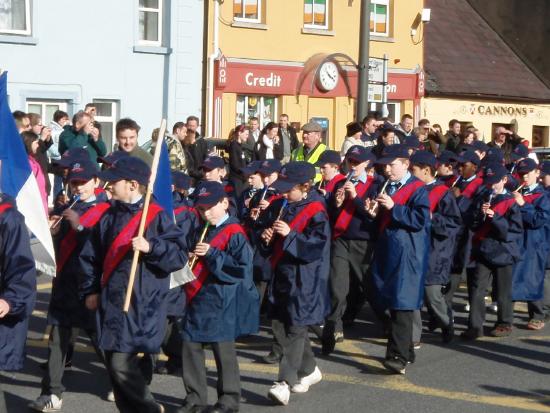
[428, 184, 449, 213]
[324, 174, 346, 194]
[333, 178, 373, 239]
[472, 197, 516, 245]
[267, 194, 283, 204]
[270, 201, 326, 269]
[57, 202, 110, 273]
[101, 203, 163, 287]
[174, 205, 199, 220]
[523, 192, 543, 204]
[0, 203, 12, 215]
[461, 177, 484, 199]
[184, 223, 247, 302]
[379, 180, 425, 234]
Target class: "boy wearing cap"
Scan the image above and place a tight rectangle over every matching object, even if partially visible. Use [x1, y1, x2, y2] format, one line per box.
[0, 192, 36, 413]
[79, 156, 187, 413]
[410, 152, 462, 343]
[510, 158, 550, 330]
[436, 150, 460, 188]
[237, 160, 263, 217]
[315, 150, 345, 197]
[534, 161, 550, 324]
[247, 159, 282, 223]
[30, 160, 113, 412]
[180, 181, 259, 413]
[322, 145, 377, 355]
[261, 162, 330, 405]
[462, 164, 523, 339]
[365, 144, 430, 374]
[197, 156, 238, 216]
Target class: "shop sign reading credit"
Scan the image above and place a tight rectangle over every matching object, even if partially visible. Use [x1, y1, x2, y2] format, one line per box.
[245, 72, 283, 88]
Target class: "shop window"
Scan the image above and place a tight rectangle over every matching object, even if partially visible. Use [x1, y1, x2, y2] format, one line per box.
[236, 95, 277, 128]
[371, 101, 400, 124]
[304, 0, 329, 30]
[532, 125, 549, 147]
[26, 100, 68, 124]
[138, 0, 163, 45]
[0, 0, 31, 35]
[93, 99, 119, 151]
[491, 122, 512, 140]
[370, 0, 389, 37]
[459, 121, 473, 133]
[233, 0, 261, 23]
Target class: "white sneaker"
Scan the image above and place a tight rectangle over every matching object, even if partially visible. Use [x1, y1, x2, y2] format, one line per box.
[488, 303, 498, 313]
[291, 366, 322, 393]
[464, 303, 470, 312]
[106, 391, 115, 402]
[268, 381, 290, 405]
[29, 394, 63, 412]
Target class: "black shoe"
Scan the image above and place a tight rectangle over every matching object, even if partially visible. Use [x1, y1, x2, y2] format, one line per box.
[383, 357, 406, 375]
[427, 318, 439, 333]
[442, 325, 454, 343]
[460, 328, 482, 341]
[176, 401, 205, 413]
[309, 325, 323, 340]
[321, 323, 336, 355]
[155, 365, 169, 375]
[261, 351, 282, 364]
[208, 403, 238, 413]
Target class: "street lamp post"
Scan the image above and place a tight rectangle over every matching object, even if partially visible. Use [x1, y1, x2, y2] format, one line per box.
[356, 0, 371, 122]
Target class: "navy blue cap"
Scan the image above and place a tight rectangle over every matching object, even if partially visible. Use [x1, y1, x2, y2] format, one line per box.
[258, 159, 282, 175]
[484, 146, 504, 164]
[510, 144, 529, 161]
[540, 160, 550, 175]
[98, 156, 151, 186]
[403, 135, 420, 149]
[345, 145, 375, 163]
[68, 159, 99, 182]
[54, 147, 89, 167]
[240, 160, 262, 176]
[315, 150, 341, 167]
[201, 156, 225, 171]
[457, 150, 481, 166]
[410, 151, 437, 168]
[375, 144, 410, 164]
[194, 181, 227, 208]
[98, 150, 129, 166]
[171, 171, 191, 191]
[516, 158, 538, 174]
[483, 163, 508, 185]
[272, 161, 316, 193]
[472, 140, 489, 152]
[437, 150, 460, 164]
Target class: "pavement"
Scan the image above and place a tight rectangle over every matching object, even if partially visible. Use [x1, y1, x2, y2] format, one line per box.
[2, 275, 550, 413]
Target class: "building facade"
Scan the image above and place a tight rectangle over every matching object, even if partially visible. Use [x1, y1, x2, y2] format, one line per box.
[204, 0, 425, 150]
[0, 0, 204, 149]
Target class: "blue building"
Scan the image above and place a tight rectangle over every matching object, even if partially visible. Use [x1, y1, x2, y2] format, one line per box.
[0, 0, 204, 149]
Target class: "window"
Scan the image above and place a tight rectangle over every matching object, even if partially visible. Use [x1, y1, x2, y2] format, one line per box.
[236, 95, 277, 127]
[370, 0, 389, 36]
[371, 101, 400, 124]
[233, 0, 261, 23]
[139, 0, 162, 45]
[532, 125, 548, 147]
[304, 0, 329, 30]
[93, 99, 119, 151]
[26, 100, 68, 124]
[0, 0, 31, 35]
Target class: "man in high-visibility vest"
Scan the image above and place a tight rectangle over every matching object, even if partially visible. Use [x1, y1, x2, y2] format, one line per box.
[291, 122, 327, 182]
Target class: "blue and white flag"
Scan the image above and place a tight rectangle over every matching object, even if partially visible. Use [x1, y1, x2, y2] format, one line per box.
[153, 139, 174, 219]
[0, 71, 56, 274]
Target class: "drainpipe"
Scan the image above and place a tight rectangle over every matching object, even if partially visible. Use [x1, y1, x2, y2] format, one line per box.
[207, 0, 220, 138]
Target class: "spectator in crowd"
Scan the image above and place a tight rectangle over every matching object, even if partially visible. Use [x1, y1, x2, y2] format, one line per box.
[48, 110, 70, 198]
[84, 103, 97, 120]
[28, 113, 54, 197]
[21, 131, 48, 215]
[455, 130, 476, 154]
[442, 119, 462, 153]
[254, 122, 281, 161]
[59, 111, 106, 166]
[432, 123, 443, 135]
[394, 114, 415, 143]
[149, 126, 187, 172]
[360, 114, 378, 147]
[13, 110, 31, 133]
[373, 127, 397, 159]
[242, 117, 261, 156]
[114, 118, 153, 166]
[340, 122, 365, 157]
[277, 114, 299, 164]
[172, 121, 188, 146]
[414, 126, 438, 154]
[184, 115, 208, 180]
[227, 124, 252, 197]
[291, 122, 327, 182]
[488, 126, 525, 165]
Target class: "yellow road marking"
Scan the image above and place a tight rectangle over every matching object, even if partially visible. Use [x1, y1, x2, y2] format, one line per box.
[37, 282, 52, 291]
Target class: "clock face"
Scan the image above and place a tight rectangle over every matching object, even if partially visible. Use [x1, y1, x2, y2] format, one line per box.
[317, 61, 339, 92]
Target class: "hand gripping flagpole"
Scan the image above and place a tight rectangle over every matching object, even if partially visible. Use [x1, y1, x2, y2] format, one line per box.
[123, 119, 166, 313]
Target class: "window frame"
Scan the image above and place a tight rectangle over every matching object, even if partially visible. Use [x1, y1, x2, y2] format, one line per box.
[0, 0, 31, 36]
[236, 94, 278, 128]
[25, 100, 68, 124]
[303, 0, 330, 30]
[92, 99, 119, 151]
[370, 0, 389, 37]
[233, 0, 262, 24]
[138, 0, 163, 46]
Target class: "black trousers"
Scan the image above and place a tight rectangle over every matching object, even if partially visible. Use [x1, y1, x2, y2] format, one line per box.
[41, 325, 107, 397]
[386, 310, 415, 364]
[0, 376, 6, 413]
[274, 323, 316, 386]
[162, 316, 183, 368]
[104, 351, 159, 413]
[528, 270, 550, 320]
[445, 267, 476, 309]
[326, 239, 374, 333]
[181, 341, 240, 410]
[468, 262, 514, 332]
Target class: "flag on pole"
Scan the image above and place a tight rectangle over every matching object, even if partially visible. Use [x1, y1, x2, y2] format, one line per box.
[152, 138, 174, 219]
[0, 71, 56, 275]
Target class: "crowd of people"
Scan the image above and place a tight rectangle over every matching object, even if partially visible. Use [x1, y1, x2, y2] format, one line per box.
[0, 108, 549, 413]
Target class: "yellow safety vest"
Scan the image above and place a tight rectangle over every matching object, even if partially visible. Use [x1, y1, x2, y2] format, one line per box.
[291, 143, 327, 182]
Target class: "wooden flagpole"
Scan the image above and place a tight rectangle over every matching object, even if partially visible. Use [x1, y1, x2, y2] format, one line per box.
[123, 119, 166, 313]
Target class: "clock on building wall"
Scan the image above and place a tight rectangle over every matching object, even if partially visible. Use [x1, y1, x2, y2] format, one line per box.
[316, 61, 339, 92]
